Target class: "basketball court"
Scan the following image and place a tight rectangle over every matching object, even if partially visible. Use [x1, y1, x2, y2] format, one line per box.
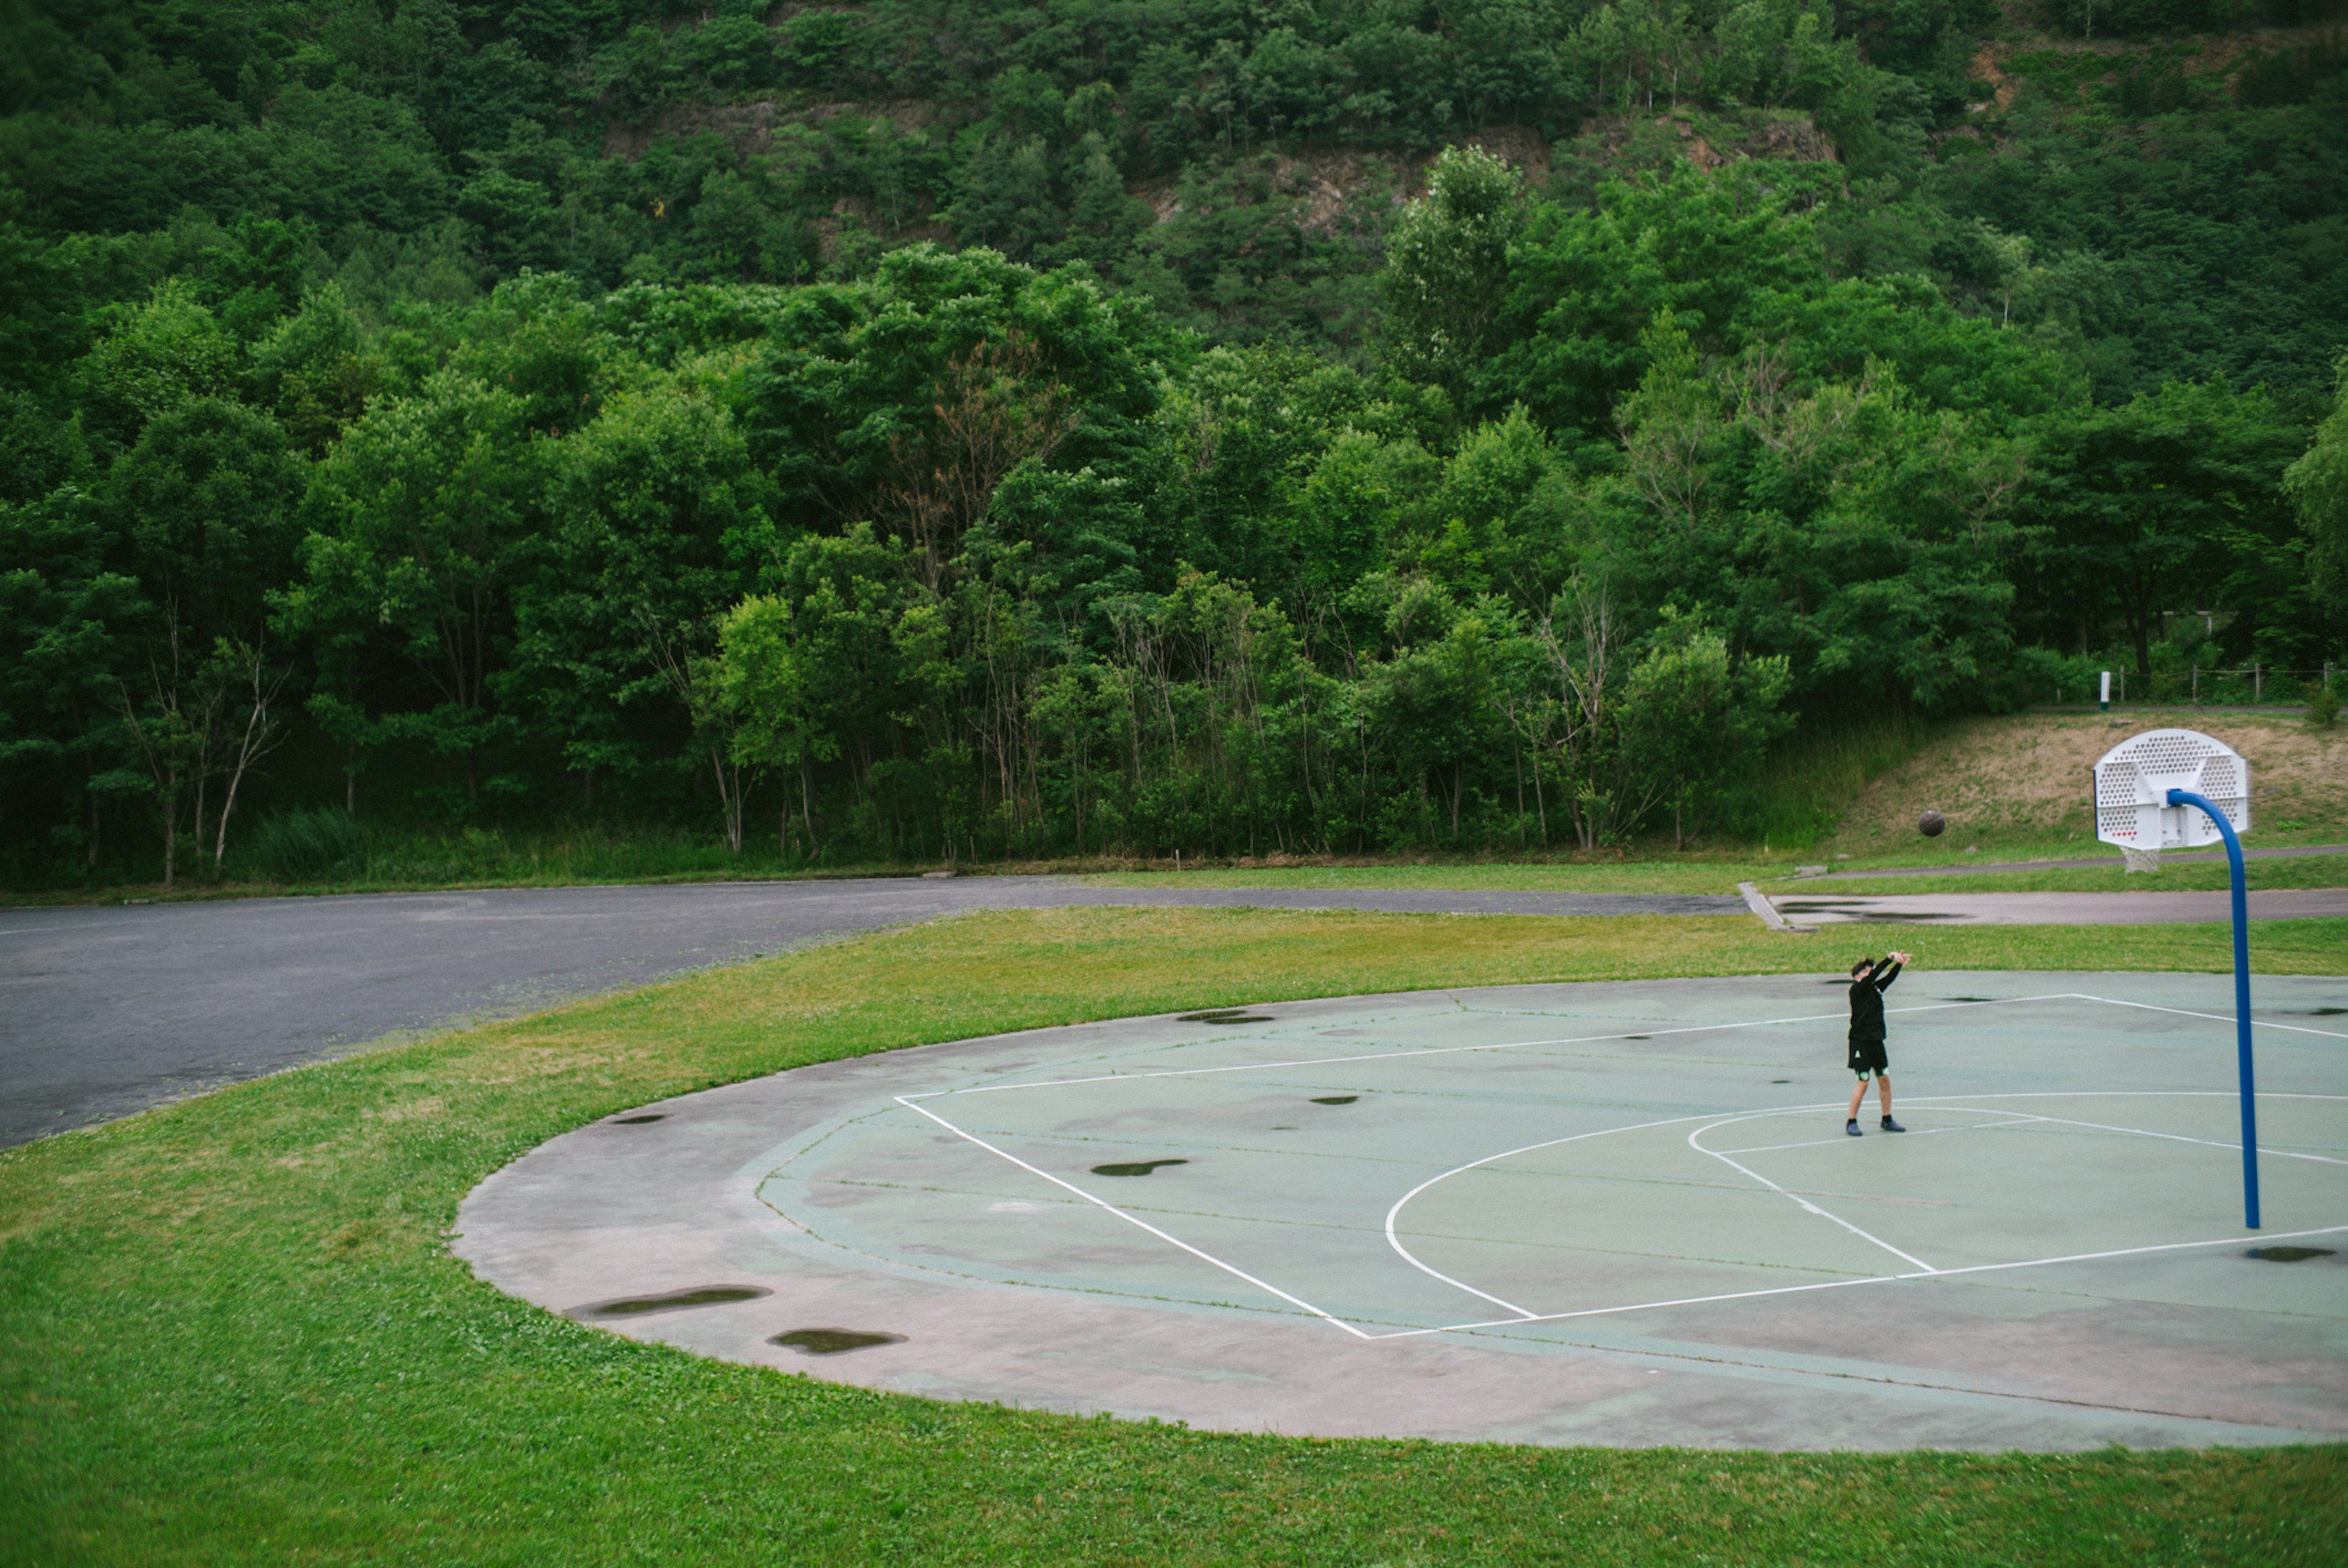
[456, 970, 2348, 1450]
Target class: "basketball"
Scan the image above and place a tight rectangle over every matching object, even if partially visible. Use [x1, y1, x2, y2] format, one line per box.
[1919, 810, 1946, 837]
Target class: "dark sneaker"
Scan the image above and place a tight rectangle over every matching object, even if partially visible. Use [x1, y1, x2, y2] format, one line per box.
[1881, 1117, 1907, 1132]
[1845, 1120, 1862, 1136]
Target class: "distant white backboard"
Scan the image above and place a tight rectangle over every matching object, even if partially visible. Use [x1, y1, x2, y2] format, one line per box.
[2092, 728, 2250, 853]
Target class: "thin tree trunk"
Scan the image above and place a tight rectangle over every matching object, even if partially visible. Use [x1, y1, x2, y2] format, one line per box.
[213, 658, 285, 870]
[800, 762, 821, 855]
[161, 765, 179, 889]
[1532, 747, 1548, 845]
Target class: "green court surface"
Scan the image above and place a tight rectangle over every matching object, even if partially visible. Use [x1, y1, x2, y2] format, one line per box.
[459, 971, 2348, 1451]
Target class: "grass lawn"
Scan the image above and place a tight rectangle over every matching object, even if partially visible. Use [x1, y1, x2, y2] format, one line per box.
[5, 908, 2345, 1565]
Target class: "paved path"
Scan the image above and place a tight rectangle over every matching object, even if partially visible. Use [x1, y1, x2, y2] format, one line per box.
[1766, 889, 2348, 926]
[1795, 844, 2347, 882]
[0, 878, 1738, 1148]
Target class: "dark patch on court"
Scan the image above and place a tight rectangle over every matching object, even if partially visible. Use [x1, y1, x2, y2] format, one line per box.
[575, 1285, 772, 1318]
[1091, 1158, 1189, 1177]
[770, 1328, 905, 1355]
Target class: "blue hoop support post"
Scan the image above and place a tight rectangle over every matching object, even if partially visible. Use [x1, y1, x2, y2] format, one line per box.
[2166, 787, 2259, 1230]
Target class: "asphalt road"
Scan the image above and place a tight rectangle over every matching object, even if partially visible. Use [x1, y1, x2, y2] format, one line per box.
[0, 877, 1742, 1148]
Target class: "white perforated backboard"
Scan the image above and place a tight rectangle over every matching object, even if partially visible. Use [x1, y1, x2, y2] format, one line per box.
[2092, 728, 2250, 851]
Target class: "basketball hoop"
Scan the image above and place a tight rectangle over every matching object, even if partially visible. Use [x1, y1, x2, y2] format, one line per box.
[2091, 728, 2249, 856]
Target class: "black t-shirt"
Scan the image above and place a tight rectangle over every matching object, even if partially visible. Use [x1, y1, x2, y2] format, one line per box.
[1847, 959, 1902, 1041]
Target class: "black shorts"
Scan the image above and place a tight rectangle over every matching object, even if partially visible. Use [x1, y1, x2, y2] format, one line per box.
[1848, 1038, 1888, 1077]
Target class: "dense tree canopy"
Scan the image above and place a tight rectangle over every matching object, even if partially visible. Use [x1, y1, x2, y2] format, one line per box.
[1, 0, 2343, 882]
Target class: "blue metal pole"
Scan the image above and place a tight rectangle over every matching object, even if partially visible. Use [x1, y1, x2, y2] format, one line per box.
[2168, 787, 2259, 1229]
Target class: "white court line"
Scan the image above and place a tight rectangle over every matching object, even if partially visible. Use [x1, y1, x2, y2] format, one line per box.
[1355, 1224, 2348, 1341]
[1378, 1091, 2348, 1324]
[1957, 1107, 2348, 1166]
[1686, 1116, 1938, 1272]
[892, 1094, 1375, 1339]
[905, 992, 2078, 1105]
[1718, 1116, 2039, 1155]
[871, 987, 2347, 1338]
[2081, 993, 2348, 1040]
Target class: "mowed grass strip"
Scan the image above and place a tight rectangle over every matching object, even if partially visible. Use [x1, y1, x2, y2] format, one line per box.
[4, 908, 2344, 1566]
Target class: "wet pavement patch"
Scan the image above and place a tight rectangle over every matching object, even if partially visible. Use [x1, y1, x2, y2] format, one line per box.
[1310, 1095, 1357, 1105]
[610, 1114, 666, 1124]
[1178, 1009, 1276, 1024]
[1091, 1158, 1190, 1177]
[769, 1328, 906, 1355]
[573, 1285, 772, 1318]
[2245, 1246, 2336, 1262]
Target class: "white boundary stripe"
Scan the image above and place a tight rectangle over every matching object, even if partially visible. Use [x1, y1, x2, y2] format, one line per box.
[2077, 993, 2348, 1040]
[1686, 1117, 1939, 1272]
[1355, 1224, 2348, 1341]
[893, 1094, 1375, 1339]
[1717, 1116, 2039, 1154]
[847, 992, 2348, 1340]
[1381, 1090, 2348, 1330]
[1956, 1106, 2348, 1166]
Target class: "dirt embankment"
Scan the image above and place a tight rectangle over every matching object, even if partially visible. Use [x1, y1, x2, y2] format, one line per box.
[1828, 711, 2347, 850]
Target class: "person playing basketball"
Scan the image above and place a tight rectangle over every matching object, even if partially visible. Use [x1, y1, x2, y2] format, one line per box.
[1846, 950, 1911, 1136]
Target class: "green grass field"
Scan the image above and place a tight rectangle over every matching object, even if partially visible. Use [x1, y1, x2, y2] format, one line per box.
[5, 908, 2345, 1564]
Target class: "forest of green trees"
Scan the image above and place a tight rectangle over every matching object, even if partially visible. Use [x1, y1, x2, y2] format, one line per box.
[2, 0, 2345, 884]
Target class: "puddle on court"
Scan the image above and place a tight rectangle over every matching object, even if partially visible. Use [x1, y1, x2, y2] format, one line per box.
[1178, 1009, 1276, 1024]
[1091, 1158, 1189, 1177]
[1310, 1095, 1358, 1105]
[610, 1114, 666, 1124]
[2245, 1246, 2336, 1262]
[574, 1285, 772, 1318]
[770, 1328, 906, 1355]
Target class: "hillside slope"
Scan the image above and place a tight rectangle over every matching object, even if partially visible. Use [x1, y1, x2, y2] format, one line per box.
[1826, 710, 2347, 853]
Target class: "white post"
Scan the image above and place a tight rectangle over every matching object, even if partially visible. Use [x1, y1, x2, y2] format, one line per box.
[2099, 670, 2110, 713]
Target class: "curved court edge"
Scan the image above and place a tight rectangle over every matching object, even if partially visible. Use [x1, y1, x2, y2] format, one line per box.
[452, 971, 2348, 1452]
